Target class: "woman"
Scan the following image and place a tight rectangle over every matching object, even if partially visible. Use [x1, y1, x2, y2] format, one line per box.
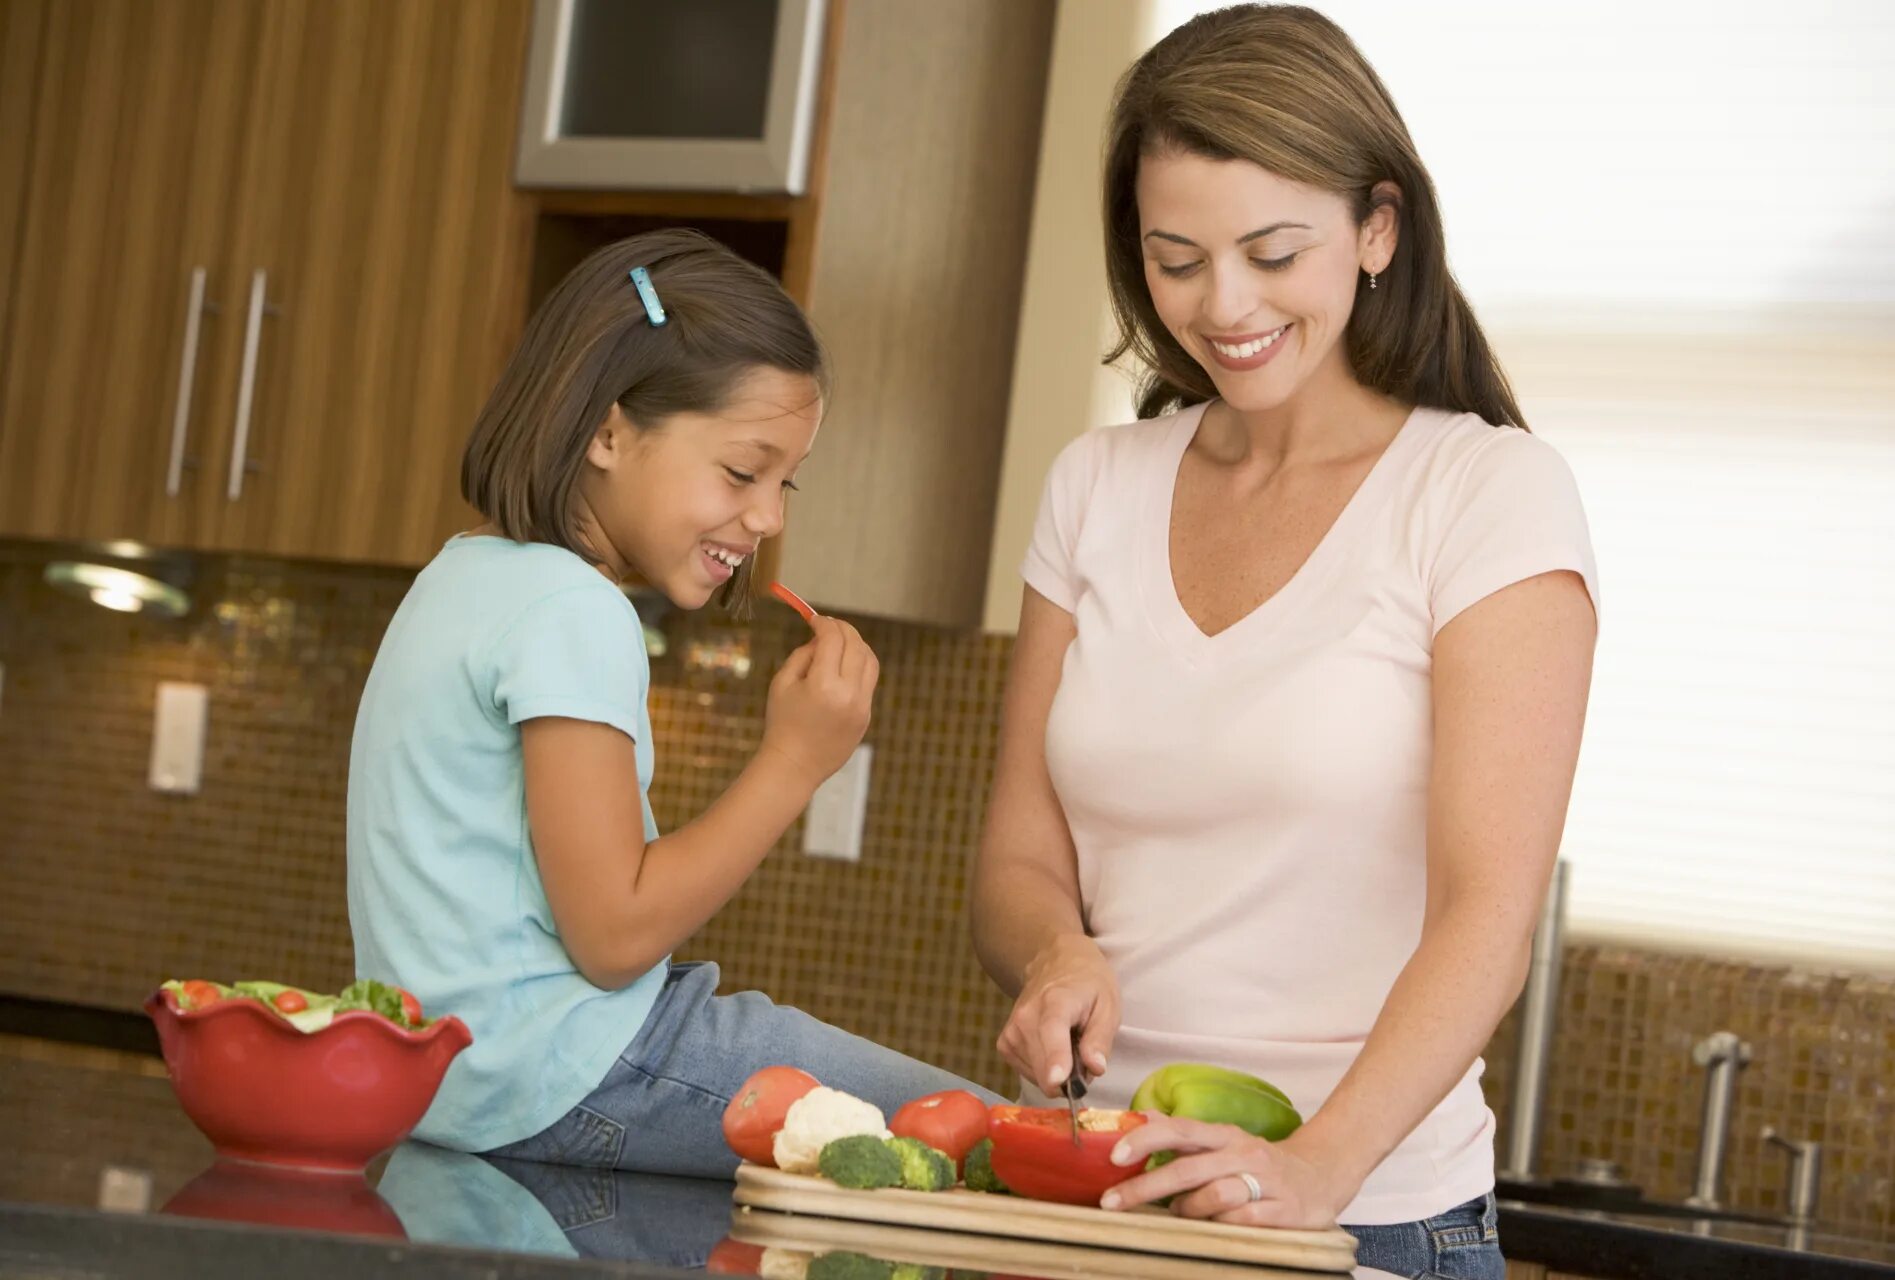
[971, 7, 1596, 1277]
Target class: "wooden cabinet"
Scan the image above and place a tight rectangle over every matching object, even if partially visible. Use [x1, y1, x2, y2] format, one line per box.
[0, 0, 46, 348]
[976, 0, 1150, 633]
[0, 0, 529, 565]
[210, 0, 531, 564]
[773, 0, 1057, 627]
[0, 0, 263, 549]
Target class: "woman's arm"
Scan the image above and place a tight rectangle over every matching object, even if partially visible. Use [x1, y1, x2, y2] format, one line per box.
[527, 617, 877, 990]
[1105, 569, 1596, 1225]
[973, 587, 1120, 1090]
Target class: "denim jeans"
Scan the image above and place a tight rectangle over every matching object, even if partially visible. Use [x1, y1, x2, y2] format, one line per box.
[1346, 1193, 1503, 1279]
[484, 960, 1004, 1178]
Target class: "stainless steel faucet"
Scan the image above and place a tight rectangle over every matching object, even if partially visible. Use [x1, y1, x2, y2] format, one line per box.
[1498, 860, 1568, 1181]
[1684, 1030, 1752, 1210]
[1762, 1126, 1823, 1224]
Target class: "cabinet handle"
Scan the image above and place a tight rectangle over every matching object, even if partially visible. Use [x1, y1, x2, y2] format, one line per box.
[226, 268, 271, 501]
[164, 267, 212, 498]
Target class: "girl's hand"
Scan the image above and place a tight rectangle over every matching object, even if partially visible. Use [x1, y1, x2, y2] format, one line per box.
[996, 933, 1120, 1096]
[761, 616, 878, 788]
[1099, 1115, 1356, 1229]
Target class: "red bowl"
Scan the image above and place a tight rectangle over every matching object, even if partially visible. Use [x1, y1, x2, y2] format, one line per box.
[145, 987, 472, 1174]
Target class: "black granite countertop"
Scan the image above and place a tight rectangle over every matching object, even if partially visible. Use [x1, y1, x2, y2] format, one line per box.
[1500, 1199, 1895, 1279]
[3, 1029, 1891, 1280]
[1, 1199, 698, 1280]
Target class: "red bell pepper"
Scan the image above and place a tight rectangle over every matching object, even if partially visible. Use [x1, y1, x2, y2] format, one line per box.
[985, 1105, 1147, 1206]
[769, 581, 818, 624]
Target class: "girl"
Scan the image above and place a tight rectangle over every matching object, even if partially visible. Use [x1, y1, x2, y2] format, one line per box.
[972, 6, 1597, 1277]
[348, 229, 996, 1177]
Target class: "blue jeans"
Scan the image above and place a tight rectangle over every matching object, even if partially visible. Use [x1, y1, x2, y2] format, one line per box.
[484, 961, 1004, 1178]
[1346, 1193, 1503, 1279]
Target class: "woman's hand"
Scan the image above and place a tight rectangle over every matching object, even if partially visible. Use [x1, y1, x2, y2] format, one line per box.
[995, 933, 1120, 1095]
[1099, 1115, 1357, 1229]
[760, 616, 878, 789]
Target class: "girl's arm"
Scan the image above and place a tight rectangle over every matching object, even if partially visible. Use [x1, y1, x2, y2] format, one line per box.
[1105, 569, 1596, 1225]
[526, 616, 878, 991]
[972, 587, 1119, 1092]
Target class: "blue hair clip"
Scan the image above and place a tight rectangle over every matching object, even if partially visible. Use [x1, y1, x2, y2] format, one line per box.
[629, 266, 668, 327]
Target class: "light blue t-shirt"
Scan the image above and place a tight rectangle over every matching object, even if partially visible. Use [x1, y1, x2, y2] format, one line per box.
[346, 535, 666, 1152]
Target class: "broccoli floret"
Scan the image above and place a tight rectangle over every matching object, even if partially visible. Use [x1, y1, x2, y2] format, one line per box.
[806, 1251, 894, 1280]
[960, 1138, 1008, 1194]
[818, 1134, 902, 1190]
[884, 1136, 955, 1192]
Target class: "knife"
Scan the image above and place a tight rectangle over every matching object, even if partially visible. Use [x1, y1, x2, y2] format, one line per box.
[1063, 1025, 1088, 1146]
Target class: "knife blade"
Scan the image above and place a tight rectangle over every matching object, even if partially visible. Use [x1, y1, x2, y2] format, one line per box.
[1063, 1025, 1088, 1146]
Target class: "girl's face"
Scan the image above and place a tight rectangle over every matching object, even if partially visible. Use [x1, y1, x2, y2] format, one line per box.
[579, 365, 822, 607]
[1136, 150, 1395, 414]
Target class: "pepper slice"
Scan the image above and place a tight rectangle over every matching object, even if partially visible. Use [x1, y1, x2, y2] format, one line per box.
[985, 1105, 1146, 1206]
[769, 581, 818, 624]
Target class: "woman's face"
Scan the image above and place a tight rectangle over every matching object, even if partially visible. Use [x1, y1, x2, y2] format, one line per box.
[1136, 150, 1394, 414]
[580, 365, 821, 607]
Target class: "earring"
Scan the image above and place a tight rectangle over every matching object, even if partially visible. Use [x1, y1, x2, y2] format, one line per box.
[1368, 271, 1378, 291]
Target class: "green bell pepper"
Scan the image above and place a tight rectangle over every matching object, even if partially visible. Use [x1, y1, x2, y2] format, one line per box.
[1130, 1062, 1303, 1141]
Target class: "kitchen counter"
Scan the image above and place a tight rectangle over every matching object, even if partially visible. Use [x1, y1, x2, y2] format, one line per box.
[1499, 1200, 1895, 1279]
[3, 1033, 1892, 1280]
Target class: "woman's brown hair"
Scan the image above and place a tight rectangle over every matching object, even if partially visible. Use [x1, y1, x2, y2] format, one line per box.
[1103, 3, 1526, 429]
[461, 228, 827, 599]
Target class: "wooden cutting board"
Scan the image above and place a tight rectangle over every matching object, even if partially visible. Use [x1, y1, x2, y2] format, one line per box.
[732, 1164, 1358, 1273]
[732, 1206, 1341, 1279]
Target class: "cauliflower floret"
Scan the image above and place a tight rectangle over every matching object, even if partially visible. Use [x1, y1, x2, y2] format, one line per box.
[759, 1247, 814, 1280]
[772, 1086, 890, 1175]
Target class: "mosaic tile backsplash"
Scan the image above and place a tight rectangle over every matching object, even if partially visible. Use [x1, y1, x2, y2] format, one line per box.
[0, 538, 1889, 1233]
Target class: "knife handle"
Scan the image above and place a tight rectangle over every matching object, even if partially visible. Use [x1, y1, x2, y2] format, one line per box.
[1065, 1026, 1089, 1100]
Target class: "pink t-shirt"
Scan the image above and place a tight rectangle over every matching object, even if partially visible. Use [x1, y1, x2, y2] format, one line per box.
[1021, 401, 1598, 1225]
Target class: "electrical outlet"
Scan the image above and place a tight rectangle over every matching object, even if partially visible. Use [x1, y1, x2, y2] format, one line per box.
[803, 744, 873, 862]
[149, 682, 208, 794]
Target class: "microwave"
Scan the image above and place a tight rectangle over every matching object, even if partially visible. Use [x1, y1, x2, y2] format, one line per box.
[515, 0, 828, 194]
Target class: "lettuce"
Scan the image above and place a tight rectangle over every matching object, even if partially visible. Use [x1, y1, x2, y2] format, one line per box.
[338, 978, 409, 1023]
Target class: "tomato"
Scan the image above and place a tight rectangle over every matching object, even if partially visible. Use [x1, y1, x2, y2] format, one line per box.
[178, 980, 223, 1011]
[889, 1090, 989, 1174]
[721, 1065, 821, 1166]
[704, 1238, 765, 1273]
[986, 1105, 1147, 1206]
[272, 990, 309, 1014]
[398, 989, 423, 1026]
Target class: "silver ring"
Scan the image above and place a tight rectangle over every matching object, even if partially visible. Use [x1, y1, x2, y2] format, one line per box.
[1238, 1171, 1263, 1203]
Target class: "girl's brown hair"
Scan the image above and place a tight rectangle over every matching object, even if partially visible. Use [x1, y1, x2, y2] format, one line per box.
[1103, 3, 1526, 429]
[462, 228, 827, 597]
